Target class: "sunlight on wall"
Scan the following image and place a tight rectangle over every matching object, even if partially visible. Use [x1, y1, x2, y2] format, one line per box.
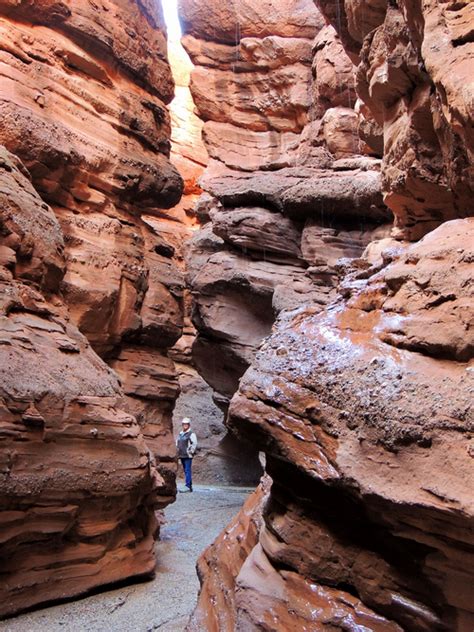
[162, 0, 182, 42]
[160, 0, 207, 224]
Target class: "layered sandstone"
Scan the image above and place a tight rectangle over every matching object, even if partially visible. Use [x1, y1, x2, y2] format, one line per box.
[353, 0, 473, 240]
[191, 217, 474, 630]
[0, 146, 162, 617]
[0, 0, 185, 616]
[0, 0, 185, 502]
[187, 0, 474, 630]
[170, 290, 263, 486]
[181, 0, 392, 409]
[164, 24, 259, 486]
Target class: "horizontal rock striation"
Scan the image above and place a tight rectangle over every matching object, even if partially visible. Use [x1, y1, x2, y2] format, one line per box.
[181, 0, 392, 408]
[0, 0, 186, 616]
[348, 0, 473, 240]
[163, 21, 259, 488]
[187, 1, 474, 630]
[0, 0, 186, 501]
[192, 218, 474, 631]
[0, 147, 162, 617]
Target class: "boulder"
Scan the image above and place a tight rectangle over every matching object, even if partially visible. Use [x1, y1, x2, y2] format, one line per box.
[223, 219, 474, 630]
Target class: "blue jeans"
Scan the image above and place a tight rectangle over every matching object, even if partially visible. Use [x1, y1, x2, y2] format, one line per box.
[180, 457, 193, 489]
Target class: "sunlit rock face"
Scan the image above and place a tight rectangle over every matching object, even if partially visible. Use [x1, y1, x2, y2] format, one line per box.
[180, 0, 392, 411]
[168, 20, 208, 223]
[0, 0, 186, 615]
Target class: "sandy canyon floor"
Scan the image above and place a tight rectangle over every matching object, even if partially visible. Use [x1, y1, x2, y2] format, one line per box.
[0, 485, 251, 632]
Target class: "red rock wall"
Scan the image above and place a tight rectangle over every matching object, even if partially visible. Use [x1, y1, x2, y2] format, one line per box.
[186, 1, 474, 630]
[0, 146, 161, 617]
[318, 0, 474, 240]
[223, 218, 474, 631]
[180, 0, 392, 409]
[0, 0, 187, 616]
[187, 476, 271, 632]
[0, 0, 186, 500]
[164, 24, 261, 486]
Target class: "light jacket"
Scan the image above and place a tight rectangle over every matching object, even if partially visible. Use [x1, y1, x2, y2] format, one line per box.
[176, 429, 197, 459]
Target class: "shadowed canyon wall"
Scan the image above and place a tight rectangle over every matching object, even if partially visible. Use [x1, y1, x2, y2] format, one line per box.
[179, 0, 393, 414]
[0, 0, 472, 625]
[0, 0, 188, 616]
[165, 12, 261, 486]
[185, 1, 474, 630]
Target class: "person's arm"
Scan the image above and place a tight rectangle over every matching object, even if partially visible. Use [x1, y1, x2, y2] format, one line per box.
[189, 432, 197, 456]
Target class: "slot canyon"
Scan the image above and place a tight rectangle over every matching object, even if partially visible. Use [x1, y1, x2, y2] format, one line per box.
[0, 0, 472, 630]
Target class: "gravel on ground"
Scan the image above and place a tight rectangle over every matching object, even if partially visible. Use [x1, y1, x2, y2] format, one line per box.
[0, 484, 252, 632]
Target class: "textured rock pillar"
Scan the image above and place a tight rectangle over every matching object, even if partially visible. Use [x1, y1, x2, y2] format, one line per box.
[0, 0, 186, 616]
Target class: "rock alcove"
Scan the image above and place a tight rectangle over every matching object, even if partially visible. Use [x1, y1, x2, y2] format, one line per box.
[0, 0, 472, 630]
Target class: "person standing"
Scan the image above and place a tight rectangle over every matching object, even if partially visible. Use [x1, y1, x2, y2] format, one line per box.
[176, 417, 197, 492]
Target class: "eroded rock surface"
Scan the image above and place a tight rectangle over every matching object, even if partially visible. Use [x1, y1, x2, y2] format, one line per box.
[191, 219, 474, 631]
[0, 0, 186, 616]
[165, 26, 260, 487]
[0, 0, 187, 497]
[314, 0, 474, 241]
[2, 0, 473, 625]
[170, 293, 263, 487]
[181, 0, 391, 407]
[0, 147, 162, 617]
[187, 477, 270, 632]
[186, 1, 474, 630]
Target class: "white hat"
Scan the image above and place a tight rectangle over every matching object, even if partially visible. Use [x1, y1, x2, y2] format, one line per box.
[181, 417, 191, 425]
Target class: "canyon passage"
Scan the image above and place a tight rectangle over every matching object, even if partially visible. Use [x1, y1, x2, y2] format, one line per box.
[0, 0, 473, 631]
